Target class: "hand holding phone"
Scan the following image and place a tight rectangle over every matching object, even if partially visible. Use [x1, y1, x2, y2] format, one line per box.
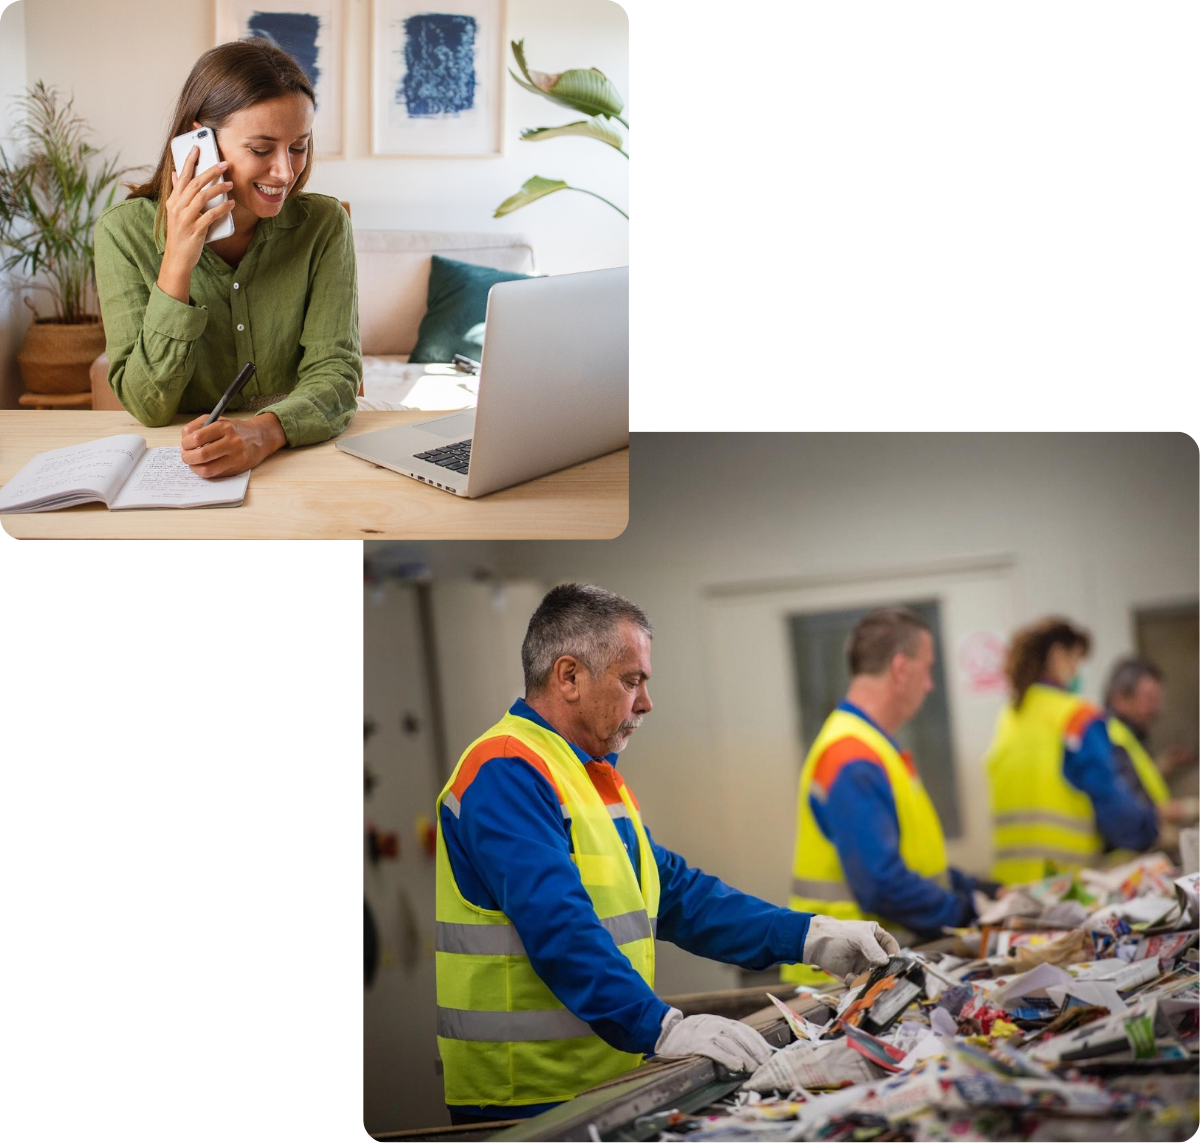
[170, 127, 235, 243]
[157, 129, 237, 303]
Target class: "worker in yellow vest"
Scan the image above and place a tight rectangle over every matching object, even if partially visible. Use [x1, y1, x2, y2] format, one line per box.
[1105, 657, 1198, 832]
[436, 584, 899, 1125]
[783, 608, 990, 986]
[986, 618, 1159, 884]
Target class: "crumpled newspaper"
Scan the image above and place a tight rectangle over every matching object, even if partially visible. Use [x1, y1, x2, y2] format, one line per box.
[743, 1037, 887, 1093]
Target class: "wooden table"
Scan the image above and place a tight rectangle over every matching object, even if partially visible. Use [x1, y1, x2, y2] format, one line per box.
[0, 411, 628, 540]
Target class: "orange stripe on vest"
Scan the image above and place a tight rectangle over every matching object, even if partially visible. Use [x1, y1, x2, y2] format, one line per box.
[450, 736, 564, 804]
[1065, 702, 1102, 744]
[585, 760, 640, 807]
[811, 736, 884, 799]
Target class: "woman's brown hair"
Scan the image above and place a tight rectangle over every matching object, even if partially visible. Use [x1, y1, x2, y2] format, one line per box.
[1005, 617, 1092, 707]
[128, 39, 316, 239]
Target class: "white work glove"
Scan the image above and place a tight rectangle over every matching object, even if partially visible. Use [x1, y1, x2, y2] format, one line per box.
[654, 1007, 774, 1074]
[801, 915, 900, 978]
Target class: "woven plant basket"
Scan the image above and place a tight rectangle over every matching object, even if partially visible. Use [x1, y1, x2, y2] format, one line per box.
[17, 317, 106, 394]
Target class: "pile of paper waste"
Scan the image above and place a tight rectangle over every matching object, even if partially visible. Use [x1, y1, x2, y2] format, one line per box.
[655, 853, 1199, 1142]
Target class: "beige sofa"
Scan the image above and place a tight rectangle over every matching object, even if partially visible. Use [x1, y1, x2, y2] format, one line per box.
[90, 228, 535, 410]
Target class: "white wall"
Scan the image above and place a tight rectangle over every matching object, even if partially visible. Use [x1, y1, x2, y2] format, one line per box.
[0, 0, 30, 409]
[475, 433, 1199, 992]
[20, 0, 628, 275]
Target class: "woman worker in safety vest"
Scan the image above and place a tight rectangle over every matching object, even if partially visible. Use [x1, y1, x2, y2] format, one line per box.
[985, 618, 1159, 884]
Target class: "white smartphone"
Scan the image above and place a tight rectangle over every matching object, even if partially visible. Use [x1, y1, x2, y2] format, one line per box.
[169, 126, 235, 243]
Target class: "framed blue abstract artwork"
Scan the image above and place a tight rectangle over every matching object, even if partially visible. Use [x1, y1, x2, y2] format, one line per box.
[217, 0, 345, 157]
[371, 0, 505, 156]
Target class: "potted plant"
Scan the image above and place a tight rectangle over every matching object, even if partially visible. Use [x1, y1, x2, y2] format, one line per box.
[0, 82, 133, 395]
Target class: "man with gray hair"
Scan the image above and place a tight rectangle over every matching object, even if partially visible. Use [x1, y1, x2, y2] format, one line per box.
[1105, 657, 1196, 830]
[434, 583, 897, 1124]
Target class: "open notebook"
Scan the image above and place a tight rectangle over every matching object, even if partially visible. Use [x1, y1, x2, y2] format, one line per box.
[0, 434, 250, 513]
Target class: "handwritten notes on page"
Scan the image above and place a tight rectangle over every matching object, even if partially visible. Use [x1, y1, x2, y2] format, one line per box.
[110, 447, 249, 510]
[0, 435, 144, 512]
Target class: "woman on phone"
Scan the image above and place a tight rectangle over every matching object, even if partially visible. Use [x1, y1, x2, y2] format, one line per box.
[94, 38, 360, 477]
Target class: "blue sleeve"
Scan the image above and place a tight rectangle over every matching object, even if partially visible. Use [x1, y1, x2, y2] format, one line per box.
[950, 866, 1001, 899]
[1062, 719, 1159, 851]
[442, 759, 669, 1055]
[949, 867, 978, 896]
[648, 826, 811, 970]
[815, 761, 974, 935]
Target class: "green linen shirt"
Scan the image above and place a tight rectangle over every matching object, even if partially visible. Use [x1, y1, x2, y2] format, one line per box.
[93, 192, 361, 447]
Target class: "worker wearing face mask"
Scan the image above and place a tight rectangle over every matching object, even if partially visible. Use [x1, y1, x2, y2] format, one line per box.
[986, 618, 1159, 885]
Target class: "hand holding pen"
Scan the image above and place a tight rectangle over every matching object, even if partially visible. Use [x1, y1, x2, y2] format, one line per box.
[180, 361, 287, 478]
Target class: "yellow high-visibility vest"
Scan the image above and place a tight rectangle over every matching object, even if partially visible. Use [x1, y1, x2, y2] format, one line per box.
[781, 707, 949, 984]
[1107, 715, 1170, 807]
[435, 711, 660, 1108]
[986, 683, 1105, 884]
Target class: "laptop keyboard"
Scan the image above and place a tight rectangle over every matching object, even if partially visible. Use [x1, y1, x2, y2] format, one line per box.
[415, 438, 472, 474]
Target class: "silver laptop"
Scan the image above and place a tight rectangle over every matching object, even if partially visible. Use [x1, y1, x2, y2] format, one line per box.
[336, 266, 628, 497]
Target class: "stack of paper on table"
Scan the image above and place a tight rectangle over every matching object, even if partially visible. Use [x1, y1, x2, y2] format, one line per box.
[356, 361, 479, 412]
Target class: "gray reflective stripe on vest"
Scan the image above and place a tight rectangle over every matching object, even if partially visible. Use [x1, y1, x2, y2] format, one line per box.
[603, 908, 653, 944]
[993, 845, 1099, 863]
[607, 803, 632, 820]
[992, 811, 1095, 834]
[443, 792, 462, 818]
[791, 877, 852, 902]
[437, 909, 655, 955]
[438, 1005, 593, 1042]
[437, 922, 526, 955]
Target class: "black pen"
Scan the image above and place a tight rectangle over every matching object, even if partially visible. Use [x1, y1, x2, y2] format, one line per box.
[205, 361, 256, 425]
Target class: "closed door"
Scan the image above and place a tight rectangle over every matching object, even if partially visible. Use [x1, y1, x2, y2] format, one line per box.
[1135, 602, 1199, 797]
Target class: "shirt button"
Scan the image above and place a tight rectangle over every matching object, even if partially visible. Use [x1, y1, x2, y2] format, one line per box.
[237, 323, 244, 331]
[233, 282, 239, 290]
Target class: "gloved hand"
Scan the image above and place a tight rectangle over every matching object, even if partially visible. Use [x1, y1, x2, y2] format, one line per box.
[801, 915, 900, 978]
[654, 1007, 774, 1074]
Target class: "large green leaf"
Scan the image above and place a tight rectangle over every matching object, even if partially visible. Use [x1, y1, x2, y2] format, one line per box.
[520, 118, 626, 154]
[494, 176, 569, 217]
[509, 39, 625, 121]
[494, 175, 628, 220]
[538, 68, 624, 119]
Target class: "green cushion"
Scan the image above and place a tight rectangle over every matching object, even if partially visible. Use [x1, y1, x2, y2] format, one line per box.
[408, 255, 534, 364]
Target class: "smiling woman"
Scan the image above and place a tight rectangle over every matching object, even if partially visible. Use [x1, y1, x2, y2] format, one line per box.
[93, 39, 361, 478]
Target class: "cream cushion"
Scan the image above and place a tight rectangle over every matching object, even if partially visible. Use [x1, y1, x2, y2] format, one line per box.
[353, 229, 534, 357]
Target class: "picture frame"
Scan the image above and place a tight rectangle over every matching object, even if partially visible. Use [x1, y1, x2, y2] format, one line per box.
[215, 0, 345, 158]
[371, 0, 505, 157]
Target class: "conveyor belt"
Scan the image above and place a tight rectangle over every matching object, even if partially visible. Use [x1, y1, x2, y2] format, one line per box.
[488, 992, 832, 1142]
